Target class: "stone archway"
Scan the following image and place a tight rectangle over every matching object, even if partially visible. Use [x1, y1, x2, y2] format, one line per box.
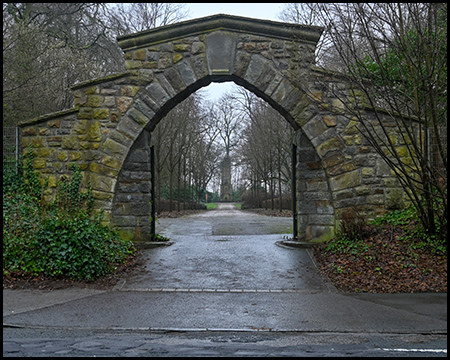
[18, 14, 406, 243]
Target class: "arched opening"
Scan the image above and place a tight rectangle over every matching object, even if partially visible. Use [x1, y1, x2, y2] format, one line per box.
[111, 76, 333, 243]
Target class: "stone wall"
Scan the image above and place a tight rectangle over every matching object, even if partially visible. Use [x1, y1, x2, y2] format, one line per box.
[17, 14, 409, 242]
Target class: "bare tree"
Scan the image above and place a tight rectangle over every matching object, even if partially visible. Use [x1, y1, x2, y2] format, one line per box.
[106, 3, 189, 36]
[3, 3, 123, 125]
[151, 92, 222, 211]
[283, 3, 447, 241]
[3, 3, 189, 126]
[236, 88, 296, 210]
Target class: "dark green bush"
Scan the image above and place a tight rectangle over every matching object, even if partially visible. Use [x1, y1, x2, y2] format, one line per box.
[3, 149, 134, 280]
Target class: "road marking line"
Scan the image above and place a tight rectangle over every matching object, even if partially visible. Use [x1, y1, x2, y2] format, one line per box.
[382, 348, 447, 353]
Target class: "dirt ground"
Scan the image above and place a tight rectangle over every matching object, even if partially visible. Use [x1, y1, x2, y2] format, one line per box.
[313, 224, 447, 293]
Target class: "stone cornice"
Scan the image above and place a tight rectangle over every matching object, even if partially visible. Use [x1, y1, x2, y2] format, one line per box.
[117, 13, 324, 51]
[18, 108, 79, 127]
[70, 72, 131, 90]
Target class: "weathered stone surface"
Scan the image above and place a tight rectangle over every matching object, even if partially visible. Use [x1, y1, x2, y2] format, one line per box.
[102, 138, 127, 156]
[116, 97, 133, 115]
[206, 31, 238, 74]
[17, 14, 408, 243]
[330, 170, 361, 191]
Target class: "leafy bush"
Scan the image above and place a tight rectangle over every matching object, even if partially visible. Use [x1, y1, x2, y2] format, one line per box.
[323, 207, 369, 254]
[3, 149, 134, 280]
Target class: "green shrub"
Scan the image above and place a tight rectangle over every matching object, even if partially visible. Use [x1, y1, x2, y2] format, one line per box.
[323, 207, 369, 254]
[3, 149, 134, 280]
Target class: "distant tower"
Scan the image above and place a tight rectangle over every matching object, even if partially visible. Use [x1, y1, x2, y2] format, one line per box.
[220, 156, 232, 201]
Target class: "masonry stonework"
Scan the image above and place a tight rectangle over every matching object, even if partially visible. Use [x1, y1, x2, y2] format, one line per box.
[18, 14, 408, 243]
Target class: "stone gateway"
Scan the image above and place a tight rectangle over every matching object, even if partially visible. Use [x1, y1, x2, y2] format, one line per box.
[18, 14, 408, 242]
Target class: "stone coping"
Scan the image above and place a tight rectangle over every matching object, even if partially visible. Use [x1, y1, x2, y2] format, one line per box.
[70, 71, 131, 90]
[117, 13, 324, 51]
[18, 108, 79, 128]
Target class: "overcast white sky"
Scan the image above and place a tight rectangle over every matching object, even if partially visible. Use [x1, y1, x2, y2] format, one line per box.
[184, 3, 285, 101]
[187, 3, 283, 22]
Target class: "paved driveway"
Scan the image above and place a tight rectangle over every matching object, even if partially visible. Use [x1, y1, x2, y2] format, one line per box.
[123, 203, 329, 292]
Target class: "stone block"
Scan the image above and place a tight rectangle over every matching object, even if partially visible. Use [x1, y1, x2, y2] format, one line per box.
[244, 54, 267, 86]
[90, 162, 119, 177]
[361, 167, 375, 177]
[57, 151, 69, 162]
[302, 116, 328, 141]
[78, 107, 93, 120]
[100, 155, 122, 170]
[39, 128, 50, 136]
[92, 190, 113, 201]
[316, 136, 345, 157]
[102, 138, 127, 156]
[173, 53, 183, 63]
[121, 86, 140, 97]
[330, 170, 361, 191]
[114, 216, 137, 227]
[89, 173, 116, 193]
[84, 86, 100, 95]
[145, 81, 170, 106]
[128, 108, 148, 127]
[233, 51, 251, 78]
[73, 121, 87, 135]
[191, 41, 205, 54]
[33, 158, 46, 169]
[125, 60, 144, 70]
[116, 116, 143, 141]
[117, 97, 134, 115]
[323, 115, 337, 126]
[88, 121, 102, 141]
[86, 95, 104, 107]
[158, 52, 172, 69]
[93, 108, 109, 120]
[22, 127, 37, 136]
[176, 59, 197, 87]
[190, 53, 209, 79]
[62, 136, 78, 150]
[133, 49, 146, 61]
[69, 151, 81, 161]
[164, 67, 186, 92]
[206, 31, 237, 74]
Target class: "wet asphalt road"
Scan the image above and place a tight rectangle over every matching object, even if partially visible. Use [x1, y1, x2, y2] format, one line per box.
[3, 203, 447, 356]
[123, 203, 327, 292]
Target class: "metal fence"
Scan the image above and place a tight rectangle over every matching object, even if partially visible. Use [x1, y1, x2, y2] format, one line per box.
[3, 126, 19, 174]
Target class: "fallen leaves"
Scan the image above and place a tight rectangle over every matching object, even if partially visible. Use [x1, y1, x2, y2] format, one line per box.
[313, 225, 447, 293]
